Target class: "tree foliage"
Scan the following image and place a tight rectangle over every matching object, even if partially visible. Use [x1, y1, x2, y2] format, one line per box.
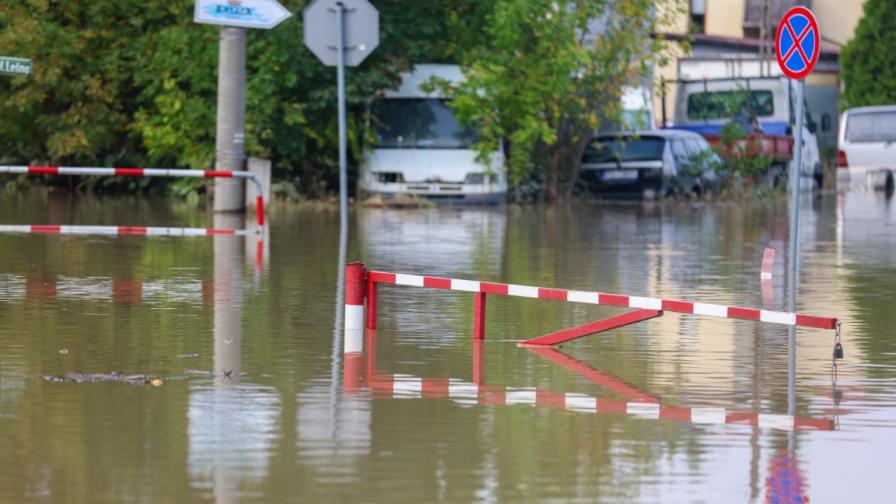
[0, 0, 483, 195]
[840, 0, 896, 109]
[444, 0, 682, 201]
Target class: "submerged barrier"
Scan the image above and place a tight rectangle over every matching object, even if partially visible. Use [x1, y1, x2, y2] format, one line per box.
[343, 262, 840, 353]
[0, 166, 266, 227]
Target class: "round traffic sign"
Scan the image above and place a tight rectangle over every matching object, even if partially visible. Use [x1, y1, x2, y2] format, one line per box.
[775, 6, 820, 80]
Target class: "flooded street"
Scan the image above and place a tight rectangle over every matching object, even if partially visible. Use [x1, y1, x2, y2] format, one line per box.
[1, 188, 894, 503]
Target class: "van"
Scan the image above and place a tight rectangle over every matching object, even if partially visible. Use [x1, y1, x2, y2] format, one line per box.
[359, 64, 507, 203]
[671, 77, 822, 189]
[837, 106, 896, 192]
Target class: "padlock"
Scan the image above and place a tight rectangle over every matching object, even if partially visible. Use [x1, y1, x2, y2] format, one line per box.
[833, 342, 844, 360]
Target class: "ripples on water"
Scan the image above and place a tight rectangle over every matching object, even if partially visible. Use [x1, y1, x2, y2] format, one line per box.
[0, 189, 894, 502]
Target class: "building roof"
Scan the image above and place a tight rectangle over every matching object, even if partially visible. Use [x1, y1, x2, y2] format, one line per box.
[657, 32, 839, 57]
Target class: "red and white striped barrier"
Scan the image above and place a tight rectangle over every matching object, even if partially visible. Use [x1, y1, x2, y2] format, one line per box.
[344, 262, 839, 353]
[344, 263, 366, 353]
[761, 247, 775, 280]
[365, 270, 836, 330]
[0, 165, 266, 226]
[0, 225, 249, 237]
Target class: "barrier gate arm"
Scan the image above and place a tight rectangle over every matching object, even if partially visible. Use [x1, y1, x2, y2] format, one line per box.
[0, 166, 266, 227]
[344, 263, 840, 352]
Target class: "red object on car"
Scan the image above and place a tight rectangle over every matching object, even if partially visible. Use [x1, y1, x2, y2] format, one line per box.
[838, 149, 849, 169]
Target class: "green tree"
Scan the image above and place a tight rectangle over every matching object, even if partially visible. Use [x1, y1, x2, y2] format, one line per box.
[444, 0, 682, 202]
[840, 0, 896, 109]
[0, 1, 486, 196]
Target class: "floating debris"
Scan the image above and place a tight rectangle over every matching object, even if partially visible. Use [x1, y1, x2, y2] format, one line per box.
[41, 372, 162, 386]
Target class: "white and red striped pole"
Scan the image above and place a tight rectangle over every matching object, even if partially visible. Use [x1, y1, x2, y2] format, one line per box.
[0, 166, 266, 227]
[344, 262, 366, 354]
[0, 225, 249, 237]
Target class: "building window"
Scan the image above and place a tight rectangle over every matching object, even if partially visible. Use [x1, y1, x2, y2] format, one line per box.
[691, 0, 706, 33]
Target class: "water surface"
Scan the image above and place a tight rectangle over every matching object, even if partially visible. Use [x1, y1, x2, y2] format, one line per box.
[0, 188, 894, 503]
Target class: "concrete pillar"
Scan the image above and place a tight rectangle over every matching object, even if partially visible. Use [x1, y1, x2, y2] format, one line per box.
[214, 27, 247, 212]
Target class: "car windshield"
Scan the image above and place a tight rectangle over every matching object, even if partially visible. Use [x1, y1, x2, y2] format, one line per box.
[371, 98, 477, 149]
[687, 90, 774, 121]
[846, 112, 896, 143]
[583, 137, 665, 163]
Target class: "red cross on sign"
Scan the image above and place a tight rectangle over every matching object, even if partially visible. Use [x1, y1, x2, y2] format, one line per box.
[775, 6, 820, 80]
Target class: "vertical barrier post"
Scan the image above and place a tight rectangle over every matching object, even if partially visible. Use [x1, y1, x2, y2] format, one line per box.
[366, 279, 378, 330]
[473, 292, 486, 340]
[344, 262, 366, 354]
[473, 339, 485, 385]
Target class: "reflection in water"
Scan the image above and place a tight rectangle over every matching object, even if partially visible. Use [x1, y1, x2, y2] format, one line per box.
[295, 211, 373, 483]
[188, 213, 279, 502]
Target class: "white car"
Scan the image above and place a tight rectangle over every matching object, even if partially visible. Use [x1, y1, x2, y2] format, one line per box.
[838, 105, 896, 192]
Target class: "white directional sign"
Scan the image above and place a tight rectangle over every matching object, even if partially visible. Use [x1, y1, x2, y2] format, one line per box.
[194, 0, 291, 30]
[304, 0, 379, 67]
[0, 56, 31, 77]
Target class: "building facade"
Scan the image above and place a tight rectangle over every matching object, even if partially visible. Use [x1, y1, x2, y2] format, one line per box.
[655, 0, 865, 149]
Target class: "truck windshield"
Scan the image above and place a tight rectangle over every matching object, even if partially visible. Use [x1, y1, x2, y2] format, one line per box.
[687, 90, 774, 120]
[583, 137, 665, 163]
[372, 98, 477, 149]
[846, 112, 896, 143]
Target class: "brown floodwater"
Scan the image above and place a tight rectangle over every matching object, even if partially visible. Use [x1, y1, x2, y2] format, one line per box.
[0, 187, 894, 503]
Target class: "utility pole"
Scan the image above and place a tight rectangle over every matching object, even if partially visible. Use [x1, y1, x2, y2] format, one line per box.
[214, 27, 247, 212]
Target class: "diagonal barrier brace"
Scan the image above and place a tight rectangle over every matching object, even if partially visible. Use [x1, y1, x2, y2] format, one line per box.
[520, 309, 663, 346]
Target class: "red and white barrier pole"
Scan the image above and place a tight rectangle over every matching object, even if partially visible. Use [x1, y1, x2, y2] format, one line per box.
[344, 262, 366, 353]
[0, 225, 249, 237]
[761, 247, 775, 280]
[1, 166, 266, 227]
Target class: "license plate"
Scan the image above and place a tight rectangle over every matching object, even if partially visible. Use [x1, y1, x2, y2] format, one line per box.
[601, 170, 638, 181]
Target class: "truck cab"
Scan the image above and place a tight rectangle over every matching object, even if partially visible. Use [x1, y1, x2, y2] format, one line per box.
[359, 64, 507, 204]
[671, 77, 822, 189]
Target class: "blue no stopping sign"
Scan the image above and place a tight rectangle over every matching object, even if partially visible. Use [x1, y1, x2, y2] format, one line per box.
[775, 7, 820, 80]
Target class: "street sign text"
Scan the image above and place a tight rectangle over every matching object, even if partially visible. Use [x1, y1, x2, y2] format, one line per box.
[0, 57, 31, 77]
[194, 0, 291, 30]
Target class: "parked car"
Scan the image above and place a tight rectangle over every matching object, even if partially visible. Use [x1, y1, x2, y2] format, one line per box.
[579, 130, 720, 198]
[838, 105, 896, 192]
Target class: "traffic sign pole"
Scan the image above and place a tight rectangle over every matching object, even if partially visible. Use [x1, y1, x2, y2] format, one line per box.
[787, 80, 805, 313]
[335, 2, 349, 234]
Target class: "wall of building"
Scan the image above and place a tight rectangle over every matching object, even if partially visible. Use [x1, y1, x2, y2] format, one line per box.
[812, 0, 864, 47]
[705, 0, 746, 37]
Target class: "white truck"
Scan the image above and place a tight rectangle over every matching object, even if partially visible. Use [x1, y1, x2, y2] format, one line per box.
[669, 77, 823, 189]
[359, 64, 507, 204]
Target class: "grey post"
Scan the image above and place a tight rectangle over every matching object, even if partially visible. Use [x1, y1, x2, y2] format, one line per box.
[787, 79, 805, 312]
[335, 2, 349, 233]
[214, 27, 247, 212]
[786, 80, 805, 440]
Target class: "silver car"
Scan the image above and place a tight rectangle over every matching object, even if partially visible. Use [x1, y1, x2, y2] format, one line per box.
[580, 130, 721, 197]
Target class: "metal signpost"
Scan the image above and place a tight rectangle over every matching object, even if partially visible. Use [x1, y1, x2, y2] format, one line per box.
[775, 6, 820, 312]
[775, 6, 822, 459]
[303, 0, 379, 233]
[0, 56, 31, 77]
[194, 0, 291, 212]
